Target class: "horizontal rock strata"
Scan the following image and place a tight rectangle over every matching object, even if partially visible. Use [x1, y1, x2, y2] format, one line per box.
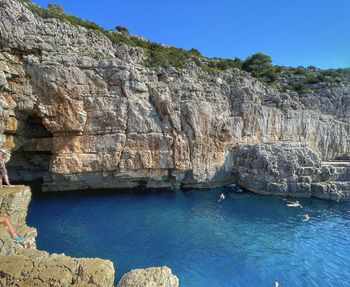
[233, 142, 350, 201]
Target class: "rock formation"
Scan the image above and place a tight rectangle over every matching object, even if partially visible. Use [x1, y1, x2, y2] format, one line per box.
[0, 0, 348, 285]
[0, 186, 115, 287]
[233, 142, 350, 201]
[117, 267, 179, 287]
[0, 0, 349, 198]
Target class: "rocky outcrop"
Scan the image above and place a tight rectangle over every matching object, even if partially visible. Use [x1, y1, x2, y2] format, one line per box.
[117, 267, 179, 287]
[233, 142, 350, 201]
[0, 0, 349, 192]
[0, 186, 115, 286]
[0, 186, 36, 254]
[0, 253, 115, 287]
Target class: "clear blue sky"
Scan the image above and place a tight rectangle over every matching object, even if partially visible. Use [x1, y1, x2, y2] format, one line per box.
[32, 0, 350, 69]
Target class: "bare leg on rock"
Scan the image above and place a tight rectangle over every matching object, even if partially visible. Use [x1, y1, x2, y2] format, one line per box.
[0, 215, 19, 238]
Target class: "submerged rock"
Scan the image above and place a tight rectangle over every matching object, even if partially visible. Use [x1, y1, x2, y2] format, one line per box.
[117, 266, 179, 287]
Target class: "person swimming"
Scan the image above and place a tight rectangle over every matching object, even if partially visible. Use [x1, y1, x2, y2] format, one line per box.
[303, 214, 310, 222]
[274, 282, 279, 287]
[218, 193, 225, 203]
[286, 201, 302, 208]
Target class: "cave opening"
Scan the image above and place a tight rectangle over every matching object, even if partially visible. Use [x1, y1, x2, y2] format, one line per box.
[6, 113, 53, 191]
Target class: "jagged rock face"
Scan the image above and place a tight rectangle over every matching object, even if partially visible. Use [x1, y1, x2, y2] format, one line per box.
[117, 267, 179, 287]
[234, 143, 350, 201]
[0, 186, 115, 287]
[0, 0, 349, 191]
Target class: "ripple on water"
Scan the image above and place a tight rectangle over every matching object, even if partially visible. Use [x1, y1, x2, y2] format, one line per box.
[27, 189, 350, 287]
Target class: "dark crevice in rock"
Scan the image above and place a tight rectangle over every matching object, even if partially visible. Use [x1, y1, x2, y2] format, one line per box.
[7, 113, 53, 186]
[157, 73, 165, 82]
[8, 47, 42, 60]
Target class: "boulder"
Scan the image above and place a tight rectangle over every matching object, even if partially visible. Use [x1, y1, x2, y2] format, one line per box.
[117, 267, 179, 287]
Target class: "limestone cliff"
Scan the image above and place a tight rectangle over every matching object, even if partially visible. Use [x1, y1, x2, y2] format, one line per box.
[0, 0, 349, 193]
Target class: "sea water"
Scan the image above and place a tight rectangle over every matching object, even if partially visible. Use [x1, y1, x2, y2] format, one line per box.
[27, 188, 350, 287]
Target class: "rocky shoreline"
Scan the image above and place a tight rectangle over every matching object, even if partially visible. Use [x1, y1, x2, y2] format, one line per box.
[0, 0, 349, 285]
[0, 185, 179, 287]
[233, 142, 350, 201]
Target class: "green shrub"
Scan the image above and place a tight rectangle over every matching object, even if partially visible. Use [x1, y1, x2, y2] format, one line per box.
[304, 74, 332, 84]
[205, 57, 242, 71]
[188, 48, 202, 57]
[307, 65, 317, 70]
[115, 25, 130, 35]
[304, 76, 320, 84]
[290, 81, 309, 93]
[242, 52, 272, 76]
[241, 52, 279, 83]
[293, 67, 308, 76]
[261, 67, 279, 83]
[47, 3, 63, 14]
[321, 70, 338, 78]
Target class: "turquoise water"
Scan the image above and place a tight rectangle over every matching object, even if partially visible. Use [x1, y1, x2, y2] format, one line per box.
[27, 188, 350, 287]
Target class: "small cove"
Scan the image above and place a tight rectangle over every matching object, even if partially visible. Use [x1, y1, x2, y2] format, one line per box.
[27, 188, 350, 287]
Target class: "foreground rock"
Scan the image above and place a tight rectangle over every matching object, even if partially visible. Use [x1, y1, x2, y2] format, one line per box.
[117, 267, 179, 287]
[0, 0, 349, 191]
[0, 185, 36, 254]
[234, 142, 350, 201]
[0, 186, 115, 287]
[0, 253, 115, 287]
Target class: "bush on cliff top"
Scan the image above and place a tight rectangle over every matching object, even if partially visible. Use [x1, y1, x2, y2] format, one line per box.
[115, 25, 130, 35]
[241, 52, 280, 83]
[17, 0, 349, 87]
[18, 0, 102, 29]
[16, 0, 278, 81]
[17, 0, 226, 70]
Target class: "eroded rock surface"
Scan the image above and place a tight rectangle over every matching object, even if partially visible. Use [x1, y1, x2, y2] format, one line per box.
[0, 253, 115, 287]
[0, 186, 115, 287]
[234, 143, 350, 201]
[117, 267, 179, 287]
[0, 0, 349, 191]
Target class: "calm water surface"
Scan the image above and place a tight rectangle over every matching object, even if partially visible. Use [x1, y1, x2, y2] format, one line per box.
[27, 188, 350, 287]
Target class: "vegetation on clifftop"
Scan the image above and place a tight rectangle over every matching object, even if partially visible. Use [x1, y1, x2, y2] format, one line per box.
[17, 0, 350, 90]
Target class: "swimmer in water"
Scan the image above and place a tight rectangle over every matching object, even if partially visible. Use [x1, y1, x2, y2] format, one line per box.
[236, 187, 243, 193]
[274, 282, 279, 287]
[287, 200, 302, 208]
[303, 214, 310, 222]
[218, 193, 225, 203]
